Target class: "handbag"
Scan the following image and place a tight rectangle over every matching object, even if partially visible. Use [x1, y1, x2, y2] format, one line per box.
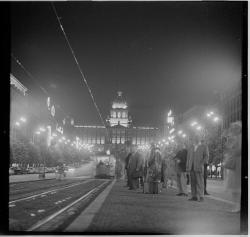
[223, 154, 236, 170]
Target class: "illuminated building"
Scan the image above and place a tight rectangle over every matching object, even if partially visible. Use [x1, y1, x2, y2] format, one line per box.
[107, 91, 131, 127]
[74, 91, 159, 147]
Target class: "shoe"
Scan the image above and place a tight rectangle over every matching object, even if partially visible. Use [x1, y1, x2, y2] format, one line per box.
[198, 197, 204, 202]
[204, 192, 210, 195]
[188, 197, 198, 201]
[176, 193, 183, 196]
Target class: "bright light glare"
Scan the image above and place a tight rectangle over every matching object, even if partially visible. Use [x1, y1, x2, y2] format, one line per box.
[178, 130, 183, 134]
[163, 139, 166, 142]
[15, 122, 20, 126]
[20, 117, 26, 122]
[62, 137, 66, 140]
[169, 128, 175, 134]
[39, 127, 46, 132]
[196, 126, 202, 130]
[191, 122, 197, 127]
[36, 131, 40, 135]
[182, 134, 186, 138]
[213, 117, 219, 122]
[210, 111, 214, 115]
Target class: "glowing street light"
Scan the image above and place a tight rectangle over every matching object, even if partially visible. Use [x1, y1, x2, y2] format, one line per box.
[39, 127, 46, 132]
[196, 126, 202, 131]
[169, 128, 175, 134]
[191, 121, 198, 127]
[20, 117, 26, 122]
[213, 117, 219, 122]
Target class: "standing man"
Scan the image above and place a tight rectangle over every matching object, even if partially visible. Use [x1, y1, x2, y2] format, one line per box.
[202, 140, 210, 195]
[174, 142, 188, 196]
[125, 144, 133, 187]
[186, 136, 209, 202]
[127, 146, 139, 190]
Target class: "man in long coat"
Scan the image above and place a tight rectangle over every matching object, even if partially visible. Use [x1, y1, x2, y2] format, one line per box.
[186, 136, 209, 202]
[127, 146, 144, 190]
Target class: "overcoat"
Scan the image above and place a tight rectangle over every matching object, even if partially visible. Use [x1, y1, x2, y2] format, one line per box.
[127, 151, 144, 178]
[186, 144, 209, 173]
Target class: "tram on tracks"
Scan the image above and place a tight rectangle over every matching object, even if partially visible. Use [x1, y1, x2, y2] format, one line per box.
[94, 155, 116, 179]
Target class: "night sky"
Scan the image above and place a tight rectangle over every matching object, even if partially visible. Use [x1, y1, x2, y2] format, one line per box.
[11, 2, 243, 126]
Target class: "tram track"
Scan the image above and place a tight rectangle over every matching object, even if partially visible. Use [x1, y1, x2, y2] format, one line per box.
[9, 179, 91, 204]
[9, 179, 112, 231]
[28, 181, 110, 232]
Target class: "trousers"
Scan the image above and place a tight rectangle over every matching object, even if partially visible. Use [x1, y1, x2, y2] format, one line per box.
[176, 171, 187, 194]
[190, 170, 204, 199]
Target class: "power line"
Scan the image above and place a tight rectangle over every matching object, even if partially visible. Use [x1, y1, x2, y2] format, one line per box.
[11, 53, 71, 119]
[51, 3, 107, 130]
[11, 54, 49, 96]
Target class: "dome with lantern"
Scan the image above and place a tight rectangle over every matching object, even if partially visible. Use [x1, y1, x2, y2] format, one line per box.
[107, 91, 132, 127]
[112, 91, 127, 109]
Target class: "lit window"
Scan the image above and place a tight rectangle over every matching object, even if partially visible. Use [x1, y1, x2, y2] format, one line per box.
[118, 112, 121, 118]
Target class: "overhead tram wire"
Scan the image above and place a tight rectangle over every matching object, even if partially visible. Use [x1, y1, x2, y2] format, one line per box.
[11, 53, 71, 119]
[11, 54, 49, 96]
[51, 3, 108, 134]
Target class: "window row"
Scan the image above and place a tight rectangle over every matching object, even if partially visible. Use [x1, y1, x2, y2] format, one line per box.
[111, 111, 127, 118]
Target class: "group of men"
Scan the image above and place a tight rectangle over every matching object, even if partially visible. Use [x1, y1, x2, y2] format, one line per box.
[124, 136, 210, 201]
[175, 136, 209, 202]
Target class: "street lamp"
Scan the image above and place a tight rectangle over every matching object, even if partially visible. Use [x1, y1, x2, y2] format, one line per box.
[20, 117, 26, 123]
[196, 126, 202, 131]
[39, 127, 46, 132]
[213, 117, 219, 122]
[191, 121, 198, 127]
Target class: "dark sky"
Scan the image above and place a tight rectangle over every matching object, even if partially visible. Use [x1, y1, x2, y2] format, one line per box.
[11, 2, 243, 126]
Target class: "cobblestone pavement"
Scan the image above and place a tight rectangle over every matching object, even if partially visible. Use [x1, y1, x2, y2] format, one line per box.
[84, 180, 240, 235]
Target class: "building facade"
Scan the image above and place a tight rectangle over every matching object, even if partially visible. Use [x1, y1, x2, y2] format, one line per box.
[74, 91, 159, 147]
[219, 81, 242, 129]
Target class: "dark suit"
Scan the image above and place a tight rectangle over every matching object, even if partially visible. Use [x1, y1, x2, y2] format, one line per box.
[186, 143, 209, 199]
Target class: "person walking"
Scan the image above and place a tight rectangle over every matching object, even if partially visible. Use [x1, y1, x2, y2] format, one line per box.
[223, 121, 241, 213]
[186, 136, 209, 202]
[148, 146, 163, 194]
[125, 147, 133, 187]
[174, 143, 188, 196]
[127, 146, 143, 190]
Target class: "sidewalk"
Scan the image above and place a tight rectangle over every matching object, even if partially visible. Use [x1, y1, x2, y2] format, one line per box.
[66, 180, 240, 234]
